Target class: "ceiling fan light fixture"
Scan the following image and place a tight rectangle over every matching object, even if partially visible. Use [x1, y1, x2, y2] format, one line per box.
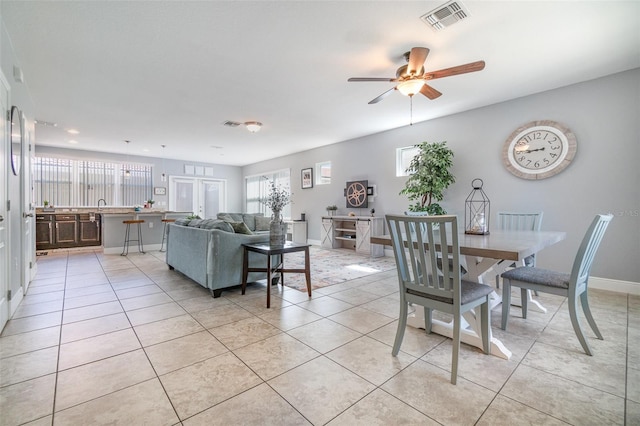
[397, 79, 425, 97]
[245, 121, 262, 133]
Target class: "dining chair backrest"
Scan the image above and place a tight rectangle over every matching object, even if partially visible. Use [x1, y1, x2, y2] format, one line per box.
[497, 211, 544, 231]
[386, 214, 461, 305]
[570, 214, 613, 290]
[404, 211, 429, 216]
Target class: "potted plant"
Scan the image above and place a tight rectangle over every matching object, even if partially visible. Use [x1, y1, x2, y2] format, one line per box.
[399, 141, 455, 215]
[261, 180, 291, 246]
[326, 205, 338, 216]
[43, 200, 49, 207]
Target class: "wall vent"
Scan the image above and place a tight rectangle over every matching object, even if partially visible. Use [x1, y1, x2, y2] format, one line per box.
[222, 120, 241, 127]
[420, 1, 470, 31]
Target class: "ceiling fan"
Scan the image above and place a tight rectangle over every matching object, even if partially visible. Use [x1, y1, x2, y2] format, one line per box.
[348, 47, 485, 104]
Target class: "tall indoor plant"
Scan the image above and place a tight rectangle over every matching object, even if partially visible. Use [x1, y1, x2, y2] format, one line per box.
[399, 141, 455, 215]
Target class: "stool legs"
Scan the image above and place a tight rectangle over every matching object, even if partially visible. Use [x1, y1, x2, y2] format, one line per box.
[160, 221, 168, 252]
[121, 221, 145, 256]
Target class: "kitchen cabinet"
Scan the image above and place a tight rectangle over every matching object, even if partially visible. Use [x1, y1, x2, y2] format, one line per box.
[36, 213, 101, 250]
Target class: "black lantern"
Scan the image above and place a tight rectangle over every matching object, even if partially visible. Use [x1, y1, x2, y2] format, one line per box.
[465, 178, 490, 235]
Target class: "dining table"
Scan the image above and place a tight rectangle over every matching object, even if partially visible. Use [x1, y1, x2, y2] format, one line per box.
[371, 229, 566, 360]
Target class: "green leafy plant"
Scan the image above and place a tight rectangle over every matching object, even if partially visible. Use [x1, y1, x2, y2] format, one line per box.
[186, 214, 201, 220]
[326, 205, 338, 211]
[399, 141, 455, 215]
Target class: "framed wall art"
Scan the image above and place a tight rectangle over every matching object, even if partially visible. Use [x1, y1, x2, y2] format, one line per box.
[301, 168, 313, 189]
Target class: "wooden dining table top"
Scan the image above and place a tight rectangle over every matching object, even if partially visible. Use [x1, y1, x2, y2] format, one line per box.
[370, 229, 566, 262]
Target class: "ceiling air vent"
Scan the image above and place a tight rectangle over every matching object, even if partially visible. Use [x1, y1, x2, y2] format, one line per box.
[420, 1, 470, 32]
[222, 120, 241, 127]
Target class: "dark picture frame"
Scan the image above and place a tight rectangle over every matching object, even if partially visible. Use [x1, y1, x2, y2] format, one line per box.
[301, 168, 313, 189]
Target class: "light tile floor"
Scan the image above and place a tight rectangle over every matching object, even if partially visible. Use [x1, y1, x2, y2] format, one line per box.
[0, 249, 637, 425]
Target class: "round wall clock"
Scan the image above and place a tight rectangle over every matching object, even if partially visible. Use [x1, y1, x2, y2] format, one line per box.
[502, 120, 577, 180]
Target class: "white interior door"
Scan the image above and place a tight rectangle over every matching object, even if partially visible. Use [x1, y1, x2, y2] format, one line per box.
[0, 72, 10, 330]
[169, 177, 226, 218]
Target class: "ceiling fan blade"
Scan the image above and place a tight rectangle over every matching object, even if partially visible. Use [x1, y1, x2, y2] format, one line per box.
[348, 77, 396, 82]
[368, 87, 396, 104]
[425, 60, 486, 80]
[407, 47, 429, 76]
[419, 83, 442, 100]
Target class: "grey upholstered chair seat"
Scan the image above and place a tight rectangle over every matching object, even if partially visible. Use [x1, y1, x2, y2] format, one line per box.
[407, 280, 494, 305]
[501, 267, 570, 290]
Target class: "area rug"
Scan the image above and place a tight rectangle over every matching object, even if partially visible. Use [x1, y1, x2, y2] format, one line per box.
[279, 246, 396, 292]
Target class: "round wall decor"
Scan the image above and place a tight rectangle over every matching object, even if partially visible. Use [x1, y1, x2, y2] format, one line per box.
[502, 120, 577, 180]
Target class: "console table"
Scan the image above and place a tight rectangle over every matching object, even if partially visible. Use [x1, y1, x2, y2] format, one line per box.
[320, 215, 384, 257]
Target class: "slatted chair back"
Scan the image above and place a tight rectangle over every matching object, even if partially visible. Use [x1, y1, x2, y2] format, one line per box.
[497, 211, 544, 232]
[571, 214, 613, 291]
[387, 214, 461, 307]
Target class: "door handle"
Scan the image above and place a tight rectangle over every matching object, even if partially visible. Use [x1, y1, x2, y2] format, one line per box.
[0, 215, 3, 222]
[23, 212, 34, 218]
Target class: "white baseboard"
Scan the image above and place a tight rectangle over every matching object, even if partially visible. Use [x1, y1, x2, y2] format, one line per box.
[589, 276, 640, 295]
[307, 239, 321, 246]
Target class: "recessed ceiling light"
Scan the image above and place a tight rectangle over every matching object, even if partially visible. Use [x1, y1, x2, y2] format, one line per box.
[67, 129, 79, 135]
[68, 140, 78, 144]
[143, 149, 149, 152]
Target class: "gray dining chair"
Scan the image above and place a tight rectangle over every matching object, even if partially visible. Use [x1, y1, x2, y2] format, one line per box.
[500, 214, 613, 355]
[386, 214, 494, 384]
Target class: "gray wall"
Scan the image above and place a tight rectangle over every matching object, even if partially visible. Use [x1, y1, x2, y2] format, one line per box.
[243, 68, 640, 283]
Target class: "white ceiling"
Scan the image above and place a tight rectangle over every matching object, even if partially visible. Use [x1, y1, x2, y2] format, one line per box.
[2, 1, 639, 166]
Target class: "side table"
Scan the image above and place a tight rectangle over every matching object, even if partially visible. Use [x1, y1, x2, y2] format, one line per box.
[241, 242, 311, 308]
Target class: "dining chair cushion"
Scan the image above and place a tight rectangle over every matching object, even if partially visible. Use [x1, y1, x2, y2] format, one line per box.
[407, 280, 494, 305]
[502, 267, 570, 290]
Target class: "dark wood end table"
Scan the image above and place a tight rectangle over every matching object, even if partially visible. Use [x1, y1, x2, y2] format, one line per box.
[241, 242, 311, 308]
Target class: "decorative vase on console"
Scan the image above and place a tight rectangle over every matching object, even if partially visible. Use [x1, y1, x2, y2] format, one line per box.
[269, 209, 287, 247]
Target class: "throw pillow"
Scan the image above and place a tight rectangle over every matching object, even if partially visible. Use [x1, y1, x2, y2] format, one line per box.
[200, 219, 234, 233]
[174, 218, 191, 226]
[218, 213, 244, 223]
[228, 221, 254, 235]
[255, 215, 271, 232]
[243, 213, 261, 231]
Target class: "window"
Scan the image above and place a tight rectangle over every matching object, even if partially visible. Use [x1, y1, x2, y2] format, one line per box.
[396, 145, 420, 177]
[33, 156, 152, 206]
[245, 169, 291, 219]
[315, 161, 331, 185]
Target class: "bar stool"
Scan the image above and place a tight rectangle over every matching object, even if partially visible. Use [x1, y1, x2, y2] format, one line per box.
[160, 218, 176, 252]
[121, 220, 145, 256]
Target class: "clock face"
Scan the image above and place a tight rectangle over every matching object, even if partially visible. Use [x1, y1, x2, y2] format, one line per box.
[503, 120, 576, 180]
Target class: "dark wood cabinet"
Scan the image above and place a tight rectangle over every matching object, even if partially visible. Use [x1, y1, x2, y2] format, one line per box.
[36, 213, 102, 250]
[35, 215, 55, 249]
[78, 214, 101, 245]
[55, 215, 78, 247]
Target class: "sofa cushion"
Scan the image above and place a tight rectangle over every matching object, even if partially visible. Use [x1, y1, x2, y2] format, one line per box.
[174, 218, 191, 226]
[228, 221, 254, 235]
[187, 219, 204, 228]
[255, 215, 271, 232]
[242, 213, 262, 231]
[218, 213, 244, 223]
[200, 219, 234, 233]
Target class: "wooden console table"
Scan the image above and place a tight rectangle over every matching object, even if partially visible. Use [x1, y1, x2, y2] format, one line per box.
[241, 242, 312, 308]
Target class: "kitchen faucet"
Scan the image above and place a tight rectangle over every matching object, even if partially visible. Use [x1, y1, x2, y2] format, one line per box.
[97, 199, 107, 211]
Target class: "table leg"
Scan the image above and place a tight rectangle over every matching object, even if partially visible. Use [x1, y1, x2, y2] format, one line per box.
[304, 247, 311, 297]
[241, 247, 248, 295]
[267, 254, 272, 308]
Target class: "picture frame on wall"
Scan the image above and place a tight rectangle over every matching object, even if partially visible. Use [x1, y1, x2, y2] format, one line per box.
[154, 187, 167, 195]
[301, 168, 313, 189]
